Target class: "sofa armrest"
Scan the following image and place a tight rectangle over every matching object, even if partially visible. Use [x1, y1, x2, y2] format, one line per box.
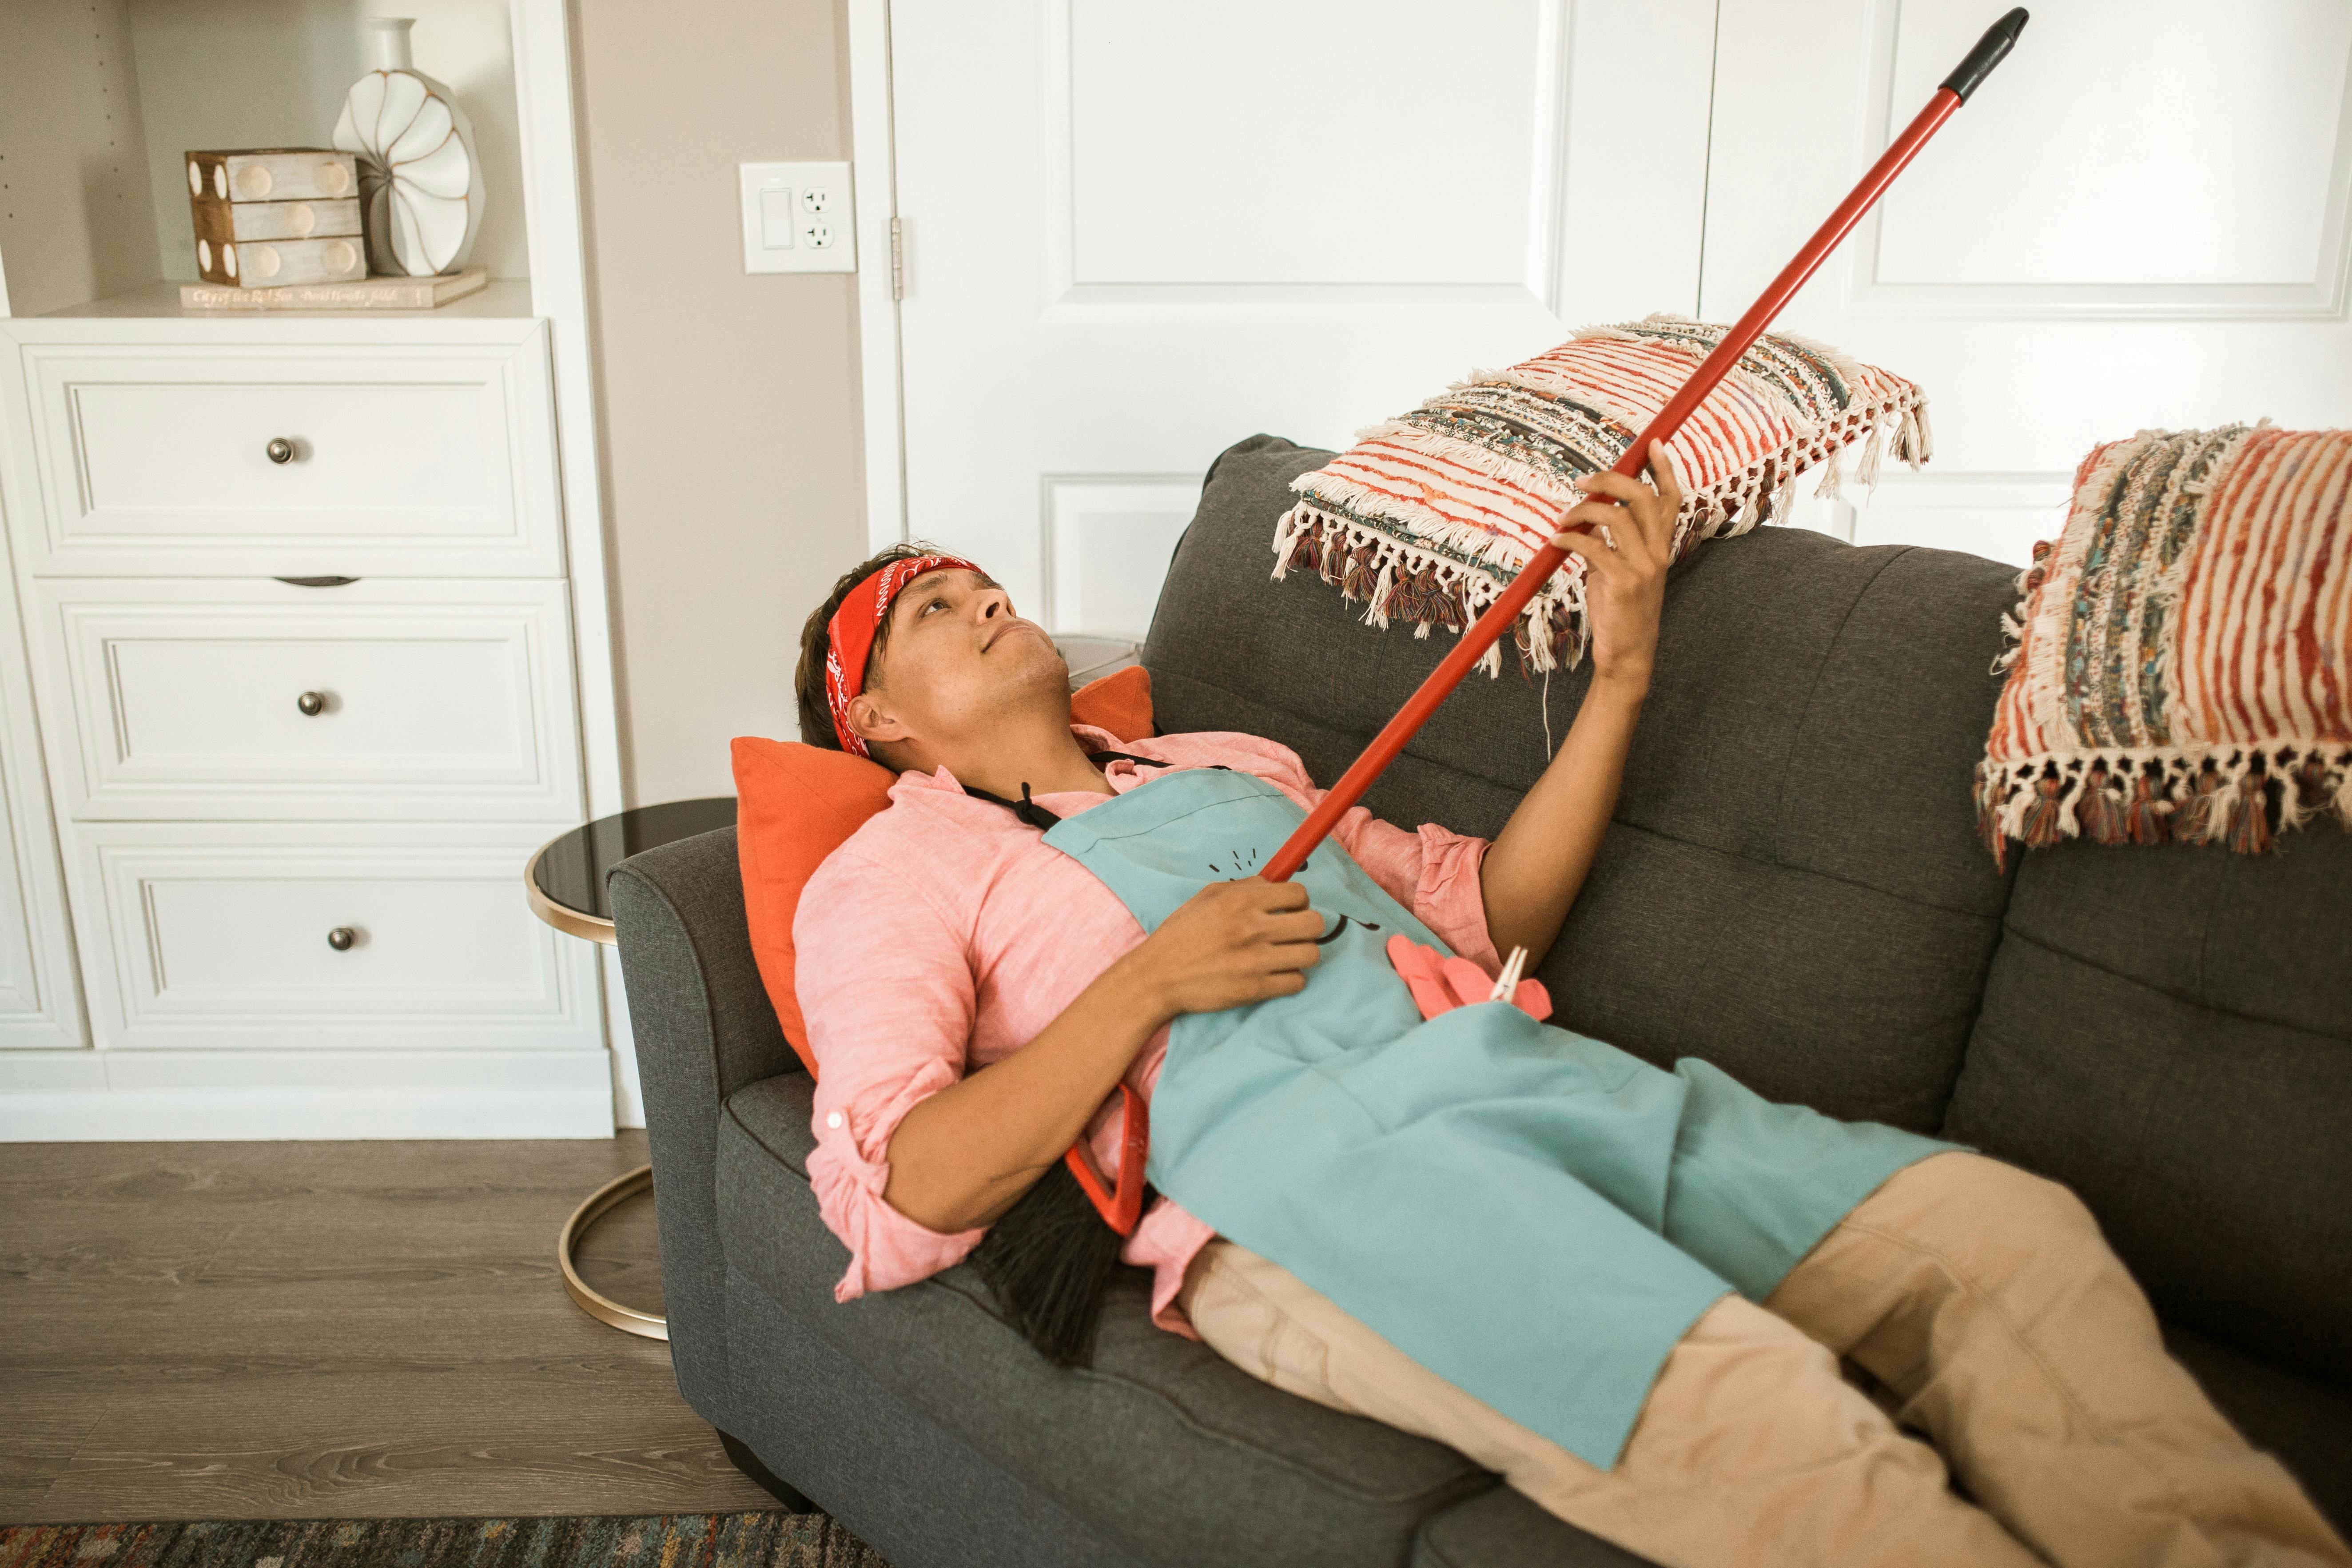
[609, 824, 803, 1421]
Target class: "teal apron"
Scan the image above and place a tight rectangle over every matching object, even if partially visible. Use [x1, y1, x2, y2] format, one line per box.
[1041, 767, 1952, 1469]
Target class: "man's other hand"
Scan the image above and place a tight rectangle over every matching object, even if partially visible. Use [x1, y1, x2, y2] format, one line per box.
[1122, 878, 1324, 1021]
[1548, 439, 1680, 697]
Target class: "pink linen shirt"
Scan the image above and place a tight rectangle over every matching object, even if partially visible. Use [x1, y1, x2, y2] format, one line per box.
[795, 725, 1500, 1336]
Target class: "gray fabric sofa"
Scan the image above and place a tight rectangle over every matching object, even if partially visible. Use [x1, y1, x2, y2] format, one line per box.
[610, 434, 2351, 1568]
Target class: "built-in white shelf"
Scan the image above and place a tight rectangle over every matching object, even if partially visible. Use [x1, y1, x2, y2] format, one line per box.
[31, 279, 542, 323]
[0, 0, 629, 1138]
[0, 0, 532, 322]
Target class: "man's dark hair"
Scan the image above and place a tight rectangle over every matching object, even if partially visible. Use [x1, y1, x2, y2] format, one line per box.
[793, 542, 947, 750]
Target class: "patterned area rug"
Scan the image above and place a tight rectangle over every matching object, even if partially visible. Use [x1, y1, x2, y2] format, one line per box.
[0, 1514, 889, 1568]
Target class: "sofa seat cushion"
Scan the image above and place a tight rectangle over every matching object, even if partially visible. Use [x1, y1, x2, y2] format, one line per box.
[1946, 831, 2352, 1385]
[713, 1077, 2342, 1568]
[715, 1072, 1519, 1568]
[1147, 435, 2021, 1134]
[1412, 1486, 1648, 1568]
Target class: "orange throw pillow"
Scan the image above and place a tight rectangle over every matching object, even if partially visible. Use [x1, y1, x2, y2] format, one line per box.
[732, 738, 895, 1076]
[1069, 663, 1152, 742]
[734, 666, 1154, 1075]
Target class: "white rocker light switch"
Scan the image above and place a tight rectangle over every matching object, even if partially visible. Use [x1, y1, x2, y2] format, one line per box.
[758, 189, 796, 250]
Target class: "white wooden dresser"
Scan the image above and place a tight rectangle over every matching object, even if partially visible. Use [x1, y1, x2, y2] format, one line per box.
[0, 2, 624, 1138]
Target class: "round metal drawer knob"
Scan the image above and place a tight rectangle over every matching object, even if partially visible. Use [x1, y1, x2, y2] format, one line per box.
[326, 927, 358, 951]
[266, 438, 296, 465]
[297, 691, 328, 716]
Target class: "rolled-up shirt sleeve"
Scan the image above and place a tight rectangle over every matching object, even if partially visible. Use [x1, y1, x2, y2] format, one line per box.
[1206, 733, 1500, 973]
[1363, 817, 1500, 973]
[795, 845, 987, 1301]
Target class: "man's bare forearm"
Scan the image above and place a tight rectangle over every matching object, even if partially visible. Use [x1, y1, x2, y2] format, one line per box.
[1478, 444, 1679, 964]
[879, 876, 1326, 1235]
[1478, 675, 1647, 964]
[883, 957, 1168, 1233]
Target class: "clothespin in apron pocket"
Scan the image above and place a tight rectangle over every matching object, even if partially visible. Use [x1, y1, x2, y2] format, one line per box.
[1387, 935, 1552, 1023]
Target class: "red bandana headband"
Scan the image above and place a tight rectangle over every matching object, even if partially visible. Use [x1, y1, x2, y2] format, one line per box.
[823, 554, 982, 757]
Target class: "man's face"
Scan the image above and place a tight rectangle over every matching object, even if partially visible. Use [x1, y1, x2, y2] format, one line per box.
[853, 568, 1066, 758]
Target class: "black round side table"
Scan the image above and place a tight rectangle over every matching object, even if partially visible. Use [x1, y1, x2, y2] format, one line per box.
[526, 797, 737, 1340]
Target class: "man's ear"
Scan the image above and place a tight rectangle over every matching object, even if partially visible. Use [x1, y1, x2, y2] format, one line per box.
[845, 691, 911, 750]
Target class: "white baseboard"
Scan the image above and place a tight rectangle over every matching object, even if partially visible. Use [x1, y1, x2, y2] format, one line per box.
[0, 1048, 616, 1139]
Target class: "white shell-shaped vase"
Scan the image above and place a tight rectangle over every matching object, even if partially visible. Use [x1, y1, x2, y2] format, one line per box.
[331, 18, 483, 276]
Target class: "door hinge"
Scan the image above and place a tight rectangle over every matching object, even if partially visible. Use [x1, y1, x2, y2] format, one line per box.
[889, 216, 904, 301]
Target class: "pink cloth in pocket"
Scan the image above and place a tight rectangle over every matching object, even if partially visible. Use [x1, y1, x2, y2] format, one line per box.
[1387, 933, 1552, 1022]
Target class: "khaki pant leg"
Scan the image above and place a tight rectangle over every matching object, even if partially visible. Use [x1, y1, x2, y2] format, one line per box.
[1179, 1240, 2039, 1568]
[1766, 1151, 2350, 1568]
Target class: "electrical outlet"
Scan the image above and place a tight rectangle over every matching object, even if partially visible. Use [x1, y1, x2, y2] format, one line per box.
[739, 161, 856, 274]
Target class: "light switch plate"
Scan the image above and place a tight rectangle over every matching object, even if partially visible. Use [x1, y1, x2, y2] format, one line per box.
[740, 161, 856, 274]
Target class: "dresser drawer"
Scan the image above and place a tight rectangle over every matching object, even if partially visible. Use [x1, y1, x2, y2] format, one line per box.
[11, 336, 562, 576]
[71, 823, 599, 1052]
[35, 578, 582, 822]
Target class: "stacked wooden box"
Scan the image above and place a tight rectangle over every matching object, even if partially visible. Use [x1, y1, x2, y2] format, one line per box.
[186, 149, 366, 287]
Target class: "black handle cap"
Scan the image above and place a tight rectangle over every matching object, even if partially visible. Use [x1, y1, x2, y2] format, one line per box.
[1942, 8, 2028, 102]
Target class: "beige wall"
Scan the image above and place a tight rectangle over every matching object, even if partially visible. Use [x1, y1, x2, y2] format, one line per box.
[571, 0, 868, 806]
[0, 0, 161, 318]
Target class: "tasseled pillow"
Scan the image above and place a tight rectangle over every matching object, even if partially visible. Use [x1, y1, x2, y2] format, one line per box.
[1273, 313, 1930, 676]
[1978, 423, 2352, 864]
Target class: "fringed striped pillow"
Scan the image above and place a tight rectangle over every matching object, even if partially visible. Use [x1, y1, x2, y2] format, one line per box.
[1272, 314, 1930, 676]
[1978, 423, 2352, 864]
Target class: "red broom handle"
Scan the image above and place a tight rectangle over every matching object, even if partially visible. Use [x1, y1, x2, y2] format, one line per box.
[1258, 9, 2026, 884]
[1060, 12, 2026, 1235]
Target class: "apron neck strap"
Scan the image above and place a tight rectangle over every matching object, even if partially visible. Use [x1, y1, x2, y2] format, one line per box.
[963, 779, 1061, 829]
[961, 750, 1173, 830]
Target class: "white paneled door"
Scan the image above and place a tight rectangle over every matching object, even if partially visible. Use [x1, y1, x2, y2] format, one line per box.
[872, 0, 2352, 604]
[880, 0, 1719, 640]
[1702, 0, 2352, 562]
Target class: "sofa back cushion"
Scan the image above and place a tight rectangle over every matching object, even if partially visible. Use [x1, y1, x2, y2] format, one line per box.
[1145, 435, 2021, 1134]
[1945, 834, 2352, 1381]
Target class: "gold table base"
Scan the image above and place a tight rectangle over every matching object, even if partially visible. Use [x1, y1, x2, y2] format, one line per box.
[559, 1162, 667, 1340]
[527, 802, 737, 1342]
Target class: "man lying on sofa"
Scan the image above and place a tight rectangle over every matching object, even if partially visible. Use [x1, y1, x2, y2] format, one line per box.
[788, 448, 2345, 1568]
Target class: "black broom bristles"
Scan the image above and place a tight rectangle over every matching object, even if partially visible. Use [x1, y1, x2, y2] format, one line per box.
[970, 1161, 1150, 1368]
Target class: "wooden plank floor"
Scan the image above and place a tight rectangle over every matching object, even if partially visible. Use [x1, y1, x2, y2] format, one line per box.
[0, 1133, 780, 1524]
